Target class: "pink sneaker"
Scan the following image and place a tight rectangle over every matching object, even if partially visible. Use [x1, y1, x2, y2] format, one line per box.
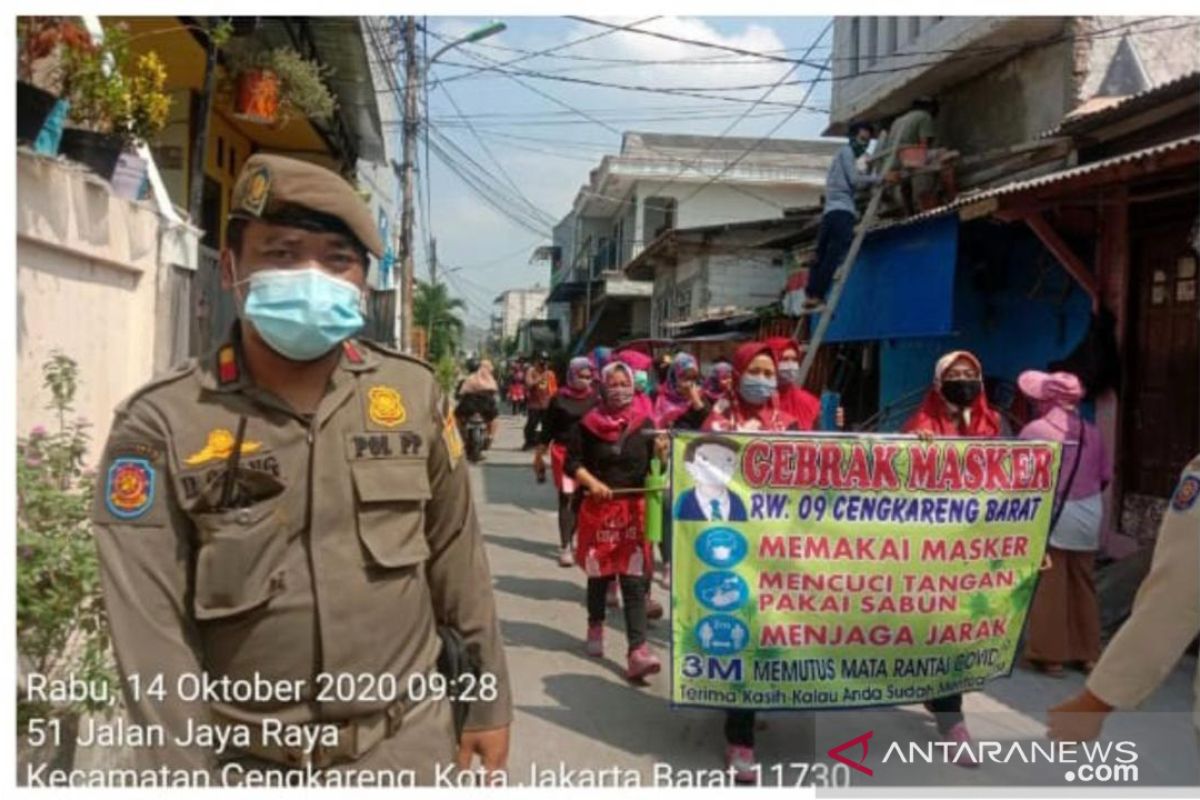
[606, 581, 620, 608]
[944, 722, 978, 768]
[724, 745, 758, 784]
[585, 623, 603, 657]
[625, 644, 661, 682]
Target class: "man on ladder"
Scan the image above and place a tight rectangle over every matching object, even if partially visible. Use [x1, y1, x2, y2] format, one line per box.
[805, 121, 897, 313]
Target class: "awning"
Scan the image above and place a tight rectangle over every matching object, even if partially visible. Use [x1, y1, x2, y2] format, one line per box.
[823, 215, 959, 343]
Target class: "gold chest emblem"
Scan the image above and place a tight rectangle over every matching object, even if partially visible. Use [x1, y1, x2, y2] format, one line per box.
[368, 386, 407, 427]
[185, 428, 263, 466]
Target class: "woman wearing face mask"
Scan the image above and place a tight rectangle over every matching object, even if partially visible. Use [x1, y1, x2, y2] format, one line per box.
[1017, 370, 1110, 677]
[702, 360, 735, 405]
[901, 349, 998, 767]
[536, 357, 598, 567]
[650, 352, 710, 578]
[699, 341, 798, 783]
[567, 362, 667, 683]
[765, 337, 821, 430]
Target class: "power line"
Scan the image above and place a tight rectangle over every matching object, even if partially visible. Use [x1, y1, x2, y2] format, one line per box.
[423, 15, 662, 88]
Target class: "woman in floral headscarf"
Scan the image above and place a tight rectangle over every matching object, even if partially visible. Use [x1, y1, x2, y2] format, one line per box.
[702, 360, 734, 405]
[536, 356, 598, 567]
[567, 361, 666, 684]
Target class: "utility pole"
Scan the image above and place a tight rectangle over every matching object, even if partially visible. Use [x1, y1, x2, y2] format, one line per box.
[400, 16, 418, 353]
[429, 237, 438, 285]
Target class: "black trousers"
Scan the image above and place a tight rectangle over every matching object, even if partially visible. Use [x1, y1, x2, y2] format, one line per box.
[725, 709, 756, 747]
[925, 693, 964, 734]
[523, 408, 545, 447]
[587, 575, 647, 649]
[658, 502, 672, 565]
[557, 492, 576, 549]
[810, 209, 856, 302]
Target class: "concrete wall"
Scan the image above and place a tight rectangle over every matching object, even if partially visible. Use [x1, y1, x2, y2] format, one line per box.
[1079, 16, 1200, 99]
[17, 152, 197, 468]
[649, 248, 786, 336]
[497, 289, 549, 340]
[648, 182, 824, 231]
[938, 37, 1078, 154]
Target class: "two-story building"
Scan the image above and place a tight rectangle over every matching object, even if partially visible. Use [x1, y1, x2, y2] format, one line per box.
[543, 132, 838, 352]
[816, 16, 1199, 549]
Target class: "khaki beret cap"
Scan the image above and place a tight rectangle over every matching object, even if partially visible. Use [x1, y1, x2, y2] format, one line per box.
[229, 154, 384, 257]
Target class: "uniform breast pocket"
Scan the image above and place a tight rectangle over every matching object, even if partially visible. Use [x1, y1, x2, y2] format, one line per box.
[351, 460, 432, 570]
[192, 500, 290, 620]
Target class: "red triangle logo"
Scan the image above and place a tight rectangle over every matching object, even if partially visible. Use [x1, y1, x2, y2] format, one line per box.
[827, 730, 874, 776]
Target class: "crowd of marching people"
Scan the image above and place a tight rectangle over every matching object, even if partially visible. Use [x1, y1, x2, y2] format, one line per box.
[454, 331, 1197, 784]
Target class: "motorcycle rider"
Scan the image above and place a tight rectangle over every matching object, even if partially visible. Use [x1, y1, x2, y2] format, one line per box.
[456, 358, 500, 456]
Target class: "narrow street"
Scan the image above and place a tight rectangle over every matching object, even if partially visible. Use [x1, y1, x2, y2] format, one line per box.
[473, 415, 1199, 789]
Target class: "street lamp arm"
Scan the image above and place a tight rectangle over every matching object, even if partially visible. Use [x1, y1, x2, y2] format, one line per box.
[427, 20, 507, 67]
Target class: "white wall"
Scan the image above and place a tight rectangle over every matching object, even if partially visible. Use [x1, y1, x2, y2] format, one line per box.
[17, 153, 191, 468]
[664, 183, 824, 230]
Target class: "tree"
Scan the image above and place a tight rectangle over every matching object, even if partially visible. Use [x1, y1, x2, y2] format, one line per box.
[414, 279, 465, 361]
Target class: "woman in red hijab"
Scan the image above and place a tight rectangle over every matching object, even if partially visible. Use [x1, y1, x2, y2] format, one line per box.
[698, 341, 796, 782]
[902, 350, 1001, 438]
[703, 341, 799, 434]
[764, 336, 821, 430]
[900, 349, 998, 767]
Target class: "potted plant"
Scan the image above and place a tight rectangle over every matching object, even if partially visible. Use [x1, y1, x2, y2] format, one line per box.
[225, 44, 337, 126]
[58, 24, 171, 194]
[16, 17, 89, 146]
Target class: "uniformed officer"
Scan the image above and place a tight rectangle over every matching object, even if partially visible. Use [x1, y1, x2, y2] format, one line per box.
[1047, 453, 1200, 741]
[92, 154, 511, 783]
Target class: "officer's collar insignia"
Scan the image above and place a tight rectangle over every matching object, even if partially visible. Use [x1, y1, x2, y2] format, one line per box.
[217, 345, 239, 385]
[343, 340, 364, 364]
[1172, 475, 1199, 512]
[105, 457, 156, 520]
[368, 386, 407, 428]
[185, 428, 263, 467]
[240, 164, 271, 217]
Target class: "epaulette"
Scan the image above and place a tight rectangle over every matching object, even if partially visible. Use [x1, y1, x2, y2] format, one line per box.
[113, 359, 198, 415]
[358, 339, 435, 373]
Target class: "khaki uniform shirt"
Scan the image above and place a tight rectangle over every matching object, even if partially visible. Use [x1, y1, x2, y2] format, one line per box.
[92, 333, 511, 773]
[1087, 453, 1200, 730]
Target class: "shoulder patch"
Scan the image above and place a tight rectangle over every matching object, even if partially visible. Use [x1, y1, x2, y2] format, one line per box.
[1170, 475, 1199, 513]
[104, 457, 157, 520]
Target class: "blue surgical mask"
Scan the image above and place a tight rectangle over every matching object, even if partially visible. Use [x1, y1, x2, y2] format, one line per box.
[739, 374, 777, 405]
[633, 370, 650, 393]
[236, 264, 364, 361]
[777, 360, 801, 386]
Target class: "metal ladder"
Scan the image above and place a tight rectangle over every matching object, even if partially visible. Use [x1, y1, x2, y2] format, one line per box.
[793, 142, 902, 388]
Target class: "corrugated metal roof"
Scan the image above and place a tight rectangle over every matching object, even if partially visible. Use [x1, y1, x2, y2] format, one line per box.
[1040, 71, 1200, 138]
[878, 134, 1200, 230]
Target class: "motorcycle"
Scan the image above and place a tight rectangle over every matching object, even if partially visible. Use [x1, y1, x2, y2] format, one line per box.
[460, 412, 488, 463]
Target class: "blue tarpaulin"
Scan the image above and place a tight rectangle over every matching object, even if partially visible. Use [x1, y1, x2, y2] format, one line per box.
[823, 215, 958, 343]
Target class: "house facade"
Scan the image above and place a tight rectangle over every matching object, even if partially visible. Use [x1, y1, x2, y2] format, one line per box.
[546, 132, 837, 353]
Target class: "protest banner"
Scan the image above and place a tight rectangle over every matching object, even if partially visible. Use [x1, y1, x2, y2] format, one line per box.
[669, 431, 1061, 710]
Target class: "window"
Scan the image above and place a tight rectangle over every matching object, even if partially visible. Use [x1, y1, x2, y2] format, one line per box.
[886, 18, 899, 55]
[848, 18, 860, 76]
[217, 137, 224, 170]
[866, 17, 879, 66]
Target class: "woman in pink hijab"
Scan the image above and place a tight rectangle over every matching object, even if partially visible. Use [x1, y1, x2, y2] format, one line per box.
[1018, 370, 1112, 676]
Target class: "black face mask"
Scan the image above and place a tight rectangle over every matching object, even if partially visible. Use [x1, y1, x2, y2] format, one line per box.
[850, 139, 868, 157]
[941, 379, 983, 407]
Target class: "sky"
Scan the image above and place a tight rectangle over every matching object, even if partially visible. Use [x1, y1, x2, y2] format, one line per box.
[388, 16, 836, 328]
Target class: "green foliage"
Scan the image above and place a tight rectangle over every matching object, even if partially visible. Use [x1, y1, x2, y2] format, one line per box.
[415, 280, 466, 362]
[17, 353, 114, 721]
[434, 355, 458, 397]
[60, 23, 172, 146]
[224, 43, 338, 122]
